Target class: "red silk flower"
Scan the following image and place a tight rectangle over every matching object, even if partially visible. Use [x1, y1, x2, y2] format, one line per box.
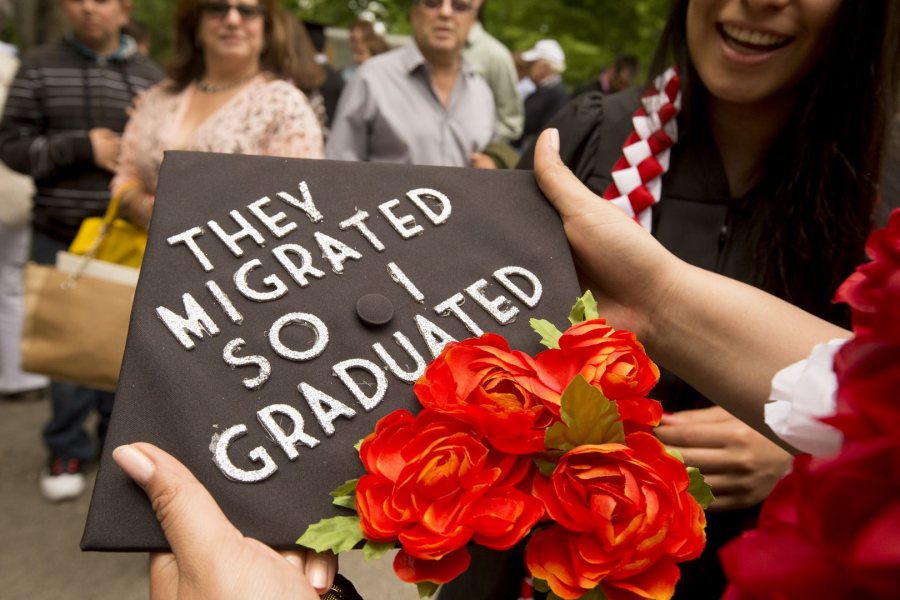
[414, 333, 559, 454]
[834, 209, 900, 338]
[355, 409, 544, 585]
[721, 442, 900, 599]
[535, 319, 662, 433]
[526, 432, 706, 599]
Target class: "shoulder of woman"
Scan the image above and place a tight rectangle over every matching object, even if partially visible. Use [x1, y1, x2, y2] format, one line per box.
[256, 77, 303, 96]
[142, 79, 185, 100]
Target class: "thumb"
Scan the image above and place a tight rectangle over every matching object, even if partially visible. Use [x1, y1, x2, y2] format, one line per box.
[113, 443, 240, 558]
[534, 128, 635, 227]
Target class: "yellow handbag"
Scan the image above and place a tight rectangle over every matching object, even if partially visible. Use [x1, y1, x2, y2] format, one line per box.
[68, 187, 147, 267]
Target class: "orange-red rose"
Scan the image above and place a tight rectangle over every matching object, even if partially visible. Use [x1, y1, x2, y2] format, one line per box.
[526, 432, 706, 600]
[414, 333, 558, 454]
[356, 409, 544, 584]
[535, 319, 662, 433]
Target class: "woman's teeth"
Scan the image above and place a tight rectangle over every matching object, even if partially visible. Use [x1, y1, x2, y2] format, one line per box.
[721, 24, 789, 50]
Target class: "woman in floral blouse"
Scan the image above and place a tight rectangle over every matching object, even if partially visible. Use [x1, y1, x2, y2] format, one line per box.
[115, 0, 323, 229]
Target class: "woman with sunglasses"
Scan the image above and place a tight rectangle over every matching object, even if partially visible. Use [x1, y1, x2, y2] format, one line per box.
[114, 0, 324, 229]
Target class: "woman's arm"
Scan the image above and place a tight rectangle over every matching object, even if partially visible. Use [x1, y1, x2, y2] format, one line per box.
[112, 88, 157, 228]
[533, 128, 850, 440]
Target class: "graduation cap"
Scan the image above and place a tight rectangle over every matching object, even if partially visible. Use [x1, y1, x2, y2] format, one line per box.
[82, 152, 580, 551]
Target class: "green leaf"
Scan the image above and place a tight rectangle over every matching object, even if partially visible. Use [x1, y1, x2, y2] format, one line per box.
[530, 317, 563, 349]
[568, 290, 600, 324]
[296, 516, 364, 554]
[666, 447, 685, 463]
[533, 578, 551, 593]
[545, 375, 625, 451]
[330, 479, 358, 498]
[363, 540, 395, 561]
[687, 466, 715, 510]
[534, 455, 559, 478]
[354, 438, 364, 452]
[332, 495, 357, 511]
[548, 588, 608, 600]
[417, 581, 439, 599]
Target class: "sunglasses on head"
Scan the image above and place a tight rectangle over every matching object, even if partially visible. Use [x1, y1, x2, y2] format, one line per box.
[201, 2, 266, 20]
[415, 0, 474, 13]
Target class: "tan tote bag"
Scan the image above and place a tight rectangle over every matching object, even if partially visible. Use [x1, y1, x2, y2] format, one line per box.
[21, 256, 137, 391]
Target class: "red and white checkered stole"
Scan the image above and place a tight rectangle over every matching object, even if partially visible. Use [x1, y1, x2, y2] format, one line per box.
[601, 67, 682, 231]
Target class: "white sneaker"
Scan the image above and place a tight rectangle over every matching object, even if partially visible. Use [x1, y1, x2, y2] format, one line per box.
[40, 456, 86, 502]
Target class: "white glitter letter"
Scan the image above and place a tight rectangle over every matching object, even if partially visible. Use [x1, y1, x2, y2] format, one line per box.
[272, 243, 326, 287]
[276, 181, 323, 223]
[378, 199, 423, 239]
[223, 338, 271, 390]
[387, 262, 424, 303]
[213, 424, 277, 483]
[269, 312, 329, 361]
[257, 404, 320, 460]
[313, 231, 362, 274]
[494, 266, 543, 308]
[234, 259, 288, 302]
[434, 293, 484, 336]
[248, 196, 298, 238]
[298, 382, 356, 436]
[339, 210, 385, 252]
[466, 279, 518, 325]
[406, 188, 451, 225]
[372, 333, 427, 383]
[208, 210, 266, 257]
[333, 359, 387, 411]
[156, 293, 219, 350]
[206, 280, 243, 324]
[414, 314, 457, 359]
[167, 226, 213, 272]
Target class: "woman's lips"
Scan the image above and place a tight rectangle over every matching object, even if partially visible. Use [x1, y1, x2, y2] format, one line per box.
[718, 22, 792, 54]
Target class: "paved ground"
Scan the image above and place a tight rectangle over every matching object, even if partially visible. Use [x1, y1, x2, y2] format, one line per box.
[0, 392, 418, 599]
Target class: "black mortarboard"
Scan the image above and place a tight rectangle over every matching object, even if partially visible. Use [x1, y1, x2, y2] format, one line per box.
[82, 152, 579, 550]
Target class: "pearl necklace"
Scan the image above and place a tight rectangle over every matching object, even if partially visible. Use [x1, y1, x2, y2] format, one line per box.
[195, 72, 258, 94]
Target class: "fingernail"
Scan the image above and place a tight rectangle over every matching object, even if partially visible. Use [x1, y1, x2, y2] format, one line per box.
[308, 563, 328, 590]
[112, 444, 156, 486]
[547, 128, 559, 152]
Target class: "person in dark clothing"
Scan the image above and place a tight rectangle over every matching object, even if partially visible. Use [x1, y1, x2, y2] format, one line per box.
[0, 0, 162, 502]
[573, 53, 639, 97]
[515, 38, 568, 151]
[304, 20, 344, 129]
[443, 0, 899, 598]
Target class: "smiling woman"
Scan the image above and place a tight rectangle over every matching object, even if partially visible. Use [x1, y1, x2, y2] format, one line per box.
[686, 0, 842, 106]
[503, 1, 900, 599]
[112, 0, 324, 230]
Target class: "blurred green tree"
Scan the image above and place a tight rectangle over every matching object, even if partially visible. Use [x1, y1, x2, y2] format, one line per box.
[6, 0, 668, 89]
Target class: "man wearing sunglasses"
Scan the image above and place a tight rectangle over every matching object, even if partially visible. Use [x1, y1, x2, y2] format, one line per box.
[326, 0, 494, 168]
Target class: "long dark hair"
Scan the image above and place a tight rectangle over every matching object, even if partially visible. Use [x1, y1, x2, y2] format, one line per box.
[285, 15, 326, 92]
[649, 0, 900, 321]
[166, 0, 296, 91]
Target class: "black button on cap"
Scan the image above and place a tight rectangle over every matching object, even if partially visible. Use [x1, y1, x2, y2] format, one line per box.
[356, 293, 394, 326]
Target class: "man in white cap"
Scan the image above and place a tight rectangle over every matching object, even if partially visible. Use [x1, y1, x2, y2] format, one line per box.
[516, 38, 568, 150]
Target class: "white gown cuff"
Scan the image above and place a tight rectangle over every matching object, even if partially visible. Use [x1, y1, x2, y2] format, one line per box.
[765, 339, 847, 456]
